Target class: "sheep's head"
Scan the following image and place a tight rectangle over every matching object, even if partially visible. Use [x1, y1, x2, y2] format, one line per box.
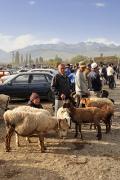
[62, 101, 73, 109]
[57, 118, 69, 138]
[80, 98, 90, 107]
[57, 107, 71, 127]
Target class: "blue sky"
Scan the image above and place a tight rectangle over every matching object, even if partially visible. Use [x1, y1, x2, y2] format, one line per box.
[0, 0, 120, 51]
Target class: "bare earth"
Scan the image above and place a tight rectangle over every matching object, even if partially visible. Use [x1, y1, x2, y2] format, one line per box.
[0, 81, 120, 180]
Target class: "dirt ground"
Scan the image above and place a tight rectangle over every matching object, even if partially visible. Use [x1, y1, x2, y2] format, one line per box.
[0, 81, 120, 180]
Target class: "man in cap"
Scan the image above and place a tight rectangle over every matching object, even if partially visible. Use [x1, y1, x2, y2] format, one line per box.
[88, 62, 102, 97]
[75, 61, 90, 107]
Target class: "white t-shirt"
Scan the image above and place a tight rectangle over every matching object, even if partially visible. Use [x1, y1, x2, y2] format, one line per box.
[107, 66, 114, 76]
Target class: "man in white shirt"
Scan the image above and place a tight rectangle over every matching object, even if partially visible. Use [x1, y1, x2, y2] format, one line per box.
[107, 64, 114, 89]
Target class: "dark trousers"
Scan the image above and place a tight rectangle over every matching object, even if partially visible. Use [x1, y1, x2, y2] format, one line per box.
[108, 75, 114, 89]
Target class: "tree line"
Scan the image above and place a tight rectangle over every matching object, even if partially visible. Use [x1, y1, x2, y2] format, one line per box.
[11, 51, 91, 68]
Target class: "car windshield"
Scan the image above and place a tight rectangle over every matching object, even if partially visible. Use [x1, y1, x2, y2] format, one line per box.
[3, 74, 17, 84]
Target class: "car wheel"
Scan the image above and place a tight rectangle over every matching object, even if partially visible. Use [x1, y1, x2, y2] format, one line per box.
[48, 90, 54, 102]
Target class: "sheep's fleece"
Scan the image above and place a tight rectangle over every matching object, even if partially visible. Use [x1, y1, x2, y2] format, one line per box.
[0, 94, 10, 119]
[12, 106, 51, 116]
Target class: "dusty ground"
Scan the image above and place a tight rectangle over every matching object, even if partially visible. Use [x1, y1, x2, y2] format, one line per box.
[0, 81, 120, 180]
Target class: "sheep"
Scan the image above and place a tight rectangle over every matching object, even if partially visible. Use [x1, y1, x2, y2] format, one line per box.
[0, 94, 10, 120]
[4, 109, 69, 152]
[101, 89, 114, 104]
[12, 105, 51, 116]
[80, 97, 114, 132]
[63, 101, 113, 140]
[12, 106, 52, 146]
[57, 106, 71, 127]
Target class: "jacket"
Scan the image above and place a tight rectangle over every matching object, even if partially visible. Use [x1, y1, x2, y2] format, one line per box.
[51, 73, 71, 100]
[88, 71, 102, 91]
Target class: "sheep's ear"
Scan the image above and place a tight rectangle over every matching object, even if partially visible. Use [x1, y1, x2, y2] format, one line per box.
[63, 103, 67, 108]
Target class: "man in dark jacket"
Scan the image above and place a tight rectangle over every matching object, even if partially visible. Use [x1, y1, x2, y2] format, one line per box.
[51, 63, 71, 116]
[88, 62, 102, 97]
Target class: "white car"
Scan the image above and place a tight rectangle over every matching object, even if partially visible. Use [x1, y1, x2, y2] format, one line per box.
[28, 68, 58, 76]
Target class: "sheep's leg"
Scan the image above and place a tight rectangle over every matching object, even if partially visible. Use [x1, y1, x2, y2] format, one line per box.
[96, 124, 102, 140]
[74, 124, 79, 138]
[106, 117, 112, 133]
[5, 126, 14, 152]
[90, 123, 92, 130]
[79, 124, 83, 140]
[26, 137, 31, 143]
[106, 122, 111, 133]
[16, 133, 20, 147]
[90, 123, 96, 130]
[38, 135, 45, 153]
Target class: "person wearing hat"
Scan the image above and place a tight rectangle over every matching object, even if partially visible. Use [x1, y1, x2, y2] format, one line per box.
[28, 92, 43, 109]
[75, 61, 90, 107]
[88, 62, 102, 97]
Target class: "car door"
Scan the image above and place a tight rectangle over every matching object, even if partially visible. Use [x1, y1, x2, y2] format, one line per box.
[28, 74, 50, 98]
[5, 74, 30, 98]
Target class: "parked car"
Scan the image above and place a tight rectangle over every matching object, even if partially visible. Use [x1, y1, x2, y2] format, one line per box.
[1, 74, 16, 83]
[17, 69, 29, 73]
[0, 70, 12, 78]
[28, 68, 58, 76]
[0, 72, 54, 101]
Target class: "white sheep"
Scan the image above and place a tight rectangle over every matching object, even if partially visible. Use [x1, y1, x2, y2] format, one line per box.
[12, 105, 51, 116]
[57, 106, 71, 127]
[12, 106, 52, 146]
[4, 109, 69, 152]
[0, 94, 10, 119]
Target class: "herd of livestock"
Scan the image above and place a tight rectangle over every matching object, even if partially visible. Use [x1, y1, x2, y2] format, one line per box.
[0, 93, 114, 153]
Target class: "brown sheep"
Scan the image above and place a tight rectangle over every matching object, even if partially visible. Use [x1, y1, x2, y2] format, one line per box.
[63, 102, 113, 140]
[80, 97, 114, 132]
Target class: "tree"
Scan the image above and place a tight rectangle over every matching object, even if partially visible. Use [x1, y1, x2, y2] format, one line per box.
[20, 54, 24, 65]
[39, 56, 44, 64]
[48, 55, 62, 68]
[25, 54, 28, 66]
[11, 51, 15, 65]
[14, 51, 20, 65]
[28, 53, 33, 66]
[70, 55, 89, 64]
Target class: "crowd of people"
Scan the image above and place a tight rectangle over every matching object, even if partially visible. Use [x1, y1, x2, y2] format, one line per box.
[27, 61, 119, 116]
[51, 61, 118, 115]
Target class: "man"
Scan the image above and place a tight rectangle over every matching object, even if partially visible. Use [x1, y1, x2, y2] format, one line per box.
[88, 62, 102, 97]
[65, 63, 71, 76]
[75, 61, 89, 107]
[107, 63, 115, 89]
[51, 63, 71, 116]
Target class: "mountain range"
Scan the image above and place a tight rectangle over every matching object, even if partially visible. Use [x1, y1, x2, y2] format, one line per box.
[1, 42, 120, 63]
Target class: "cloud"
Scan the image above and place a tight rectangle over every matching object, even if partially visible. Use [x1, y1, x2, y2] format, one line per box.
[95, 3, 105, 7]
[0, 33, 61, 52]
[28, 1, 36, 5]
[86, 38, 118, 45]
